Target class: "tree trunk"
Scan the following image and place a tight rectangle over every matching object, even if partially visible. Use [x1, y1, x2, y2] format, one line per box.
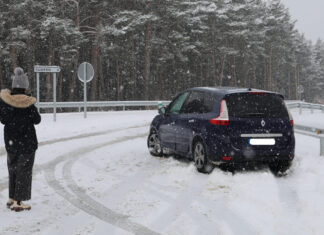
[294, 64, 298, 100]
[232, 56, 237, 86]
[297, 64, 300, 100]
[98, 54, 105, 100]
[68, 1, 80, 101]
[69, 56, 79, 101]
[130, 32, 136, 100]
[219, 55, 226, 86]
[10, 22, 17, 70]
[288, 67, 291, 99]
[46, 40, 54, 102]
[144, 21, 152, 100]
[253, 63, 257, 88]
[116, 59, 121, 100]
[11, 49, 17, 70]
[27, 36, 35, 94]
[200, 61, 203, 86]
[57, 56, 63, 102]
[264, 58, 267, 90]
[211, 20, 217, 86]
[268, 44, 272, 90]
[90, 12, 100, 101]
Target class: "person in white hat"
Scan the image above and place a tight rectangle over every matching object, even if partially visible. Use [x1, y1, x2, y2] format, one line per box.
[0, 67, 41, 211]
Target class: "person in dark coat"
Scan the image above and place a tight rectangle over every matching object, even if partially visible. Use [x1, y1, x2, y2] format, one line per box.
[0, 67, 41, 212]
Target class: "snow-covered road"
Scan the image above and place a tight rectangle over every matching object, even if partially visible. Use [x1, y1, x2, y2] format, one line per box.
[0, 110, 323, 235]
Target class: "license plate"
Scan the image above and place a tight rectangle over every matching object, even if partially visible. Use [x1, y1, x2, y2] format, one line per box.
[249, 138, 275, 146]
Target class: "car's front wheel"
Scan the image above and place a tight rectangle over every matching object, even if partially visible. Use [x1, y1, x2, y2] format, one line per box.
[193, 140, 214, 174]
[147, 131, 163, 157]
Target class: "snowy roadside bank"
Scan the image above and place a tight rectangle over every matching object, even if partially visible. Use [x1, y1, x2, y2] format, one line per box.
[0, 110, 323, 235]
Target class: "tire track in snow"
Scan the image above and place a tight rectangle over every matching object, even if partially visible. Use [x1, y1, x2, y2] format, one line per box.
[274, 170, 303, 229]
[0, 123, 150, 157]
[0, 124, 149, 192]
[148, 175, 208, 231]
[1, 123, 261, 234]
[146, 176, 256, 235]
[44, 133, 160, 235]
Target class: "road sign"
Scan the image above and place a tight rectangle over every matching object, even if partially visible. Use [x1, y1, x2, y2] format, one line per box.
[34, 65, 60, 122]
[34, 65, 61, 73]
[77, 62, 94, 119]
[297, 85, 304, 94]
[78, 62, 94, 83]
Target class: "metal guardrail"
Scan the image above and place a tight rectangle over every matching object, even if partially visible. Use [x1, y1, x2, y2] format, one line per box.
[286, 102, 324, 156]
[286, 101, 324, 114]
[37, 100, 324, 156]
[37, 100, 323, 111]
[294, 129, 324, 156]
[294, 124, 324, 134]
[37, 101, 171, 111]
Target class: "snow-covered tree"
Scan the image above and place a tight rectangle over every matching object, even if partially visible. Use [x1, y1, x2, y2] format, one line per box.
[0, 0, 322, 103]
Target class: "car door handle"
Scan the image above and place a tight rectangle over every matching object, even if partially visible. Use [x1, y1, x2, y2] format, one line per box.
[188, 119, 195, 123]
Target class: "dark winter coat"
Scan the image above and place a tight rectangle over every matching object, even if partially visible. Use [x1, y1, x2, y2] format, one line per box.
[0, 89, 41, 154]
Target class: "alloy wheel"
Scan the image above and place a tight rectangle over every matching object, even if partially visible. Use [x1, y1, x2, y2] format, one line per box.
[194, 142, 205, 169]
[148, 133, 162, 156]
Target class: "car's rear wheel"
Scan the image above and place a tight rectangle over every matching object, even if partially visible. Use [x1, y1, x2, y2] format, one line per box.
[147, 131, 163, 157]
[269, 160, 291, 175]
[193, 140, 214, 174]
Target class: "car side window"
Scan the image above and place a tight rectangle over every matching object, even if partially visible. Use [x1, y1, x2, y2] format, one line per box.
[203, 93, 217, 113]
[182, 91, 214, 114]
[168, 92, 189, 114]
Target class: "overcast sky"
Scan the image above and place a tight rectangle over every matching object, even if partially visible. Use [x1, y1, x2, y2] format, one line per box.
[281, 0, 324, 43]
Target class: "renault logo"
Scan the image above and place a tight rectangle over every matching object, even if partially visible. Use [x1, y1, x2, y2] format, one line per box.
[261, 120, 266, 127]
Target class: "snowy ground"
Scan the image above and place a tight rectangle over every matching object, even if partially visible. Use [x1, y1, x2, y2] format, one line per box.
[0, 109, 323, 235]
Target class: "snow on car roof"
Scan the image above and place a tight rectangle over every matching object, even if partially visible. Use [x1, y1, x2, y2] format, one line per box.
[187, 87, 283, 98]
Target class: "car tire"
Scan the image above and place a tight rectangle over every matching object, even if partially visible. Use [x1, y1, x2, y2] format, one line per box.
[193, 140, 214, 174]
[147, 131, 163, 157]
[269, 160, 291, 175]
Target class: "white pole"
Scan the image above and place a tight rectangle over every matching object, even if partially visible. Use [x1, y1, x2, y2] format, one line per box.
[37, 72, 40, 112]
[53, 73, 57, 122]
[320, 136, 324, 156]
[84, 63, 87, 118]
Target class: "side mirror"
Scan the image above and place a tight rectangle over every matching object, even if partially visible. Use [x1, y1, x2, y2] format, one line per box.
[158, 106, 166, 115]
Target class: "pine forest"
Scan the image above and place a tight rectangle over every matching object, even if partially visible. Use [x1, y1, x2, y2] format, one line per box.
[0, 0, 323, 103]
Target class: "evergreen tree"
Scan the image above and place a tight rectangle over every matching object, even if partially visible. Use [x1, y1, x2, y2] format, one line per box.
[0, 0, 322, 104]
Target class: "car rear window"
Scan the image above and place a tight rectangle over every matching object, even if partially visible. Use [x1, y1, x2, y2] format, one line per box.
[225, 93, 288, 118]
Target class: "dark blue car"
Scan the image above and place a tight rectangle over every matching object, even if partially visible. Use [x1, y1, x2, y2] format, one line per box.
[147, 87, 295, 174]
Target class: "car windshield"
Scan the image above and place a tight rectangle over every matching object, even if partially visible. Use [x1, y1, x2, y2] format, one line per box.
[226, 93, 289, 118]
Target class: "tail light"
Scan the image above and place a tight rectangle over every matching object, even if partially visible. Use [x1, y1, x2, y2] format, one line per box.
[288, 110, 294, 127]
[209, 99, 229, 126]
[222, 156, 232, 161]
[284, 102, 294, 127]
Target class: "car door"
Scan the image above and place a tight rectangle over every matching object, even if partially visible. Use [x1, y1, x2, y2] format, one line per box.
[176, 92, 216, 154]
[175, 91, 205, 154]
[159, 92, 189, 151]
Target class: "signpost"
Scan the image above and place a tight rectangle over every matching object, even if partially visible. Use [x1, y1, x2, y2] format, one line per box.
[34, 66, 61, 73]
[77, 62, 94, 118]
[34, 65, 61, 122]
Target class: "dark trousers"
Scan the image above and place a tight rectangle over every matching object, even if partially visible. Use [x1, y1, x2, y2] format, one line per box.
[7, 152, 35, 201]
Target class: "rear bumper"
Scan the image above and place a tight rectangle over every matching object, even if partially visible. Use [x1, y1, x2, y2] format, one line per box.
[206, 138, 295, 164]
[209, 150, 294, 164]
